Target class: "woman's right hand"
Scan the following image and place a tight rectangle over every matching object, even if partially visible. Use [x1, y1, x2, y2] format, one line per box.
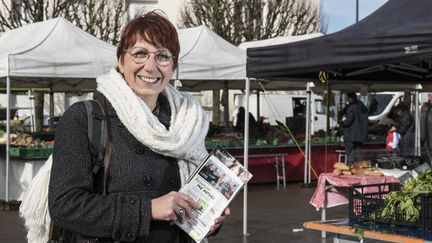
[151, 191, 201, 223]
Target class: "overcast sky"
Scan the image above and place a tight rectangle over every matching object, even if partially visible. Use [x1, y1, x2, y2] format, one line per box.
[321, 0, 388, 34]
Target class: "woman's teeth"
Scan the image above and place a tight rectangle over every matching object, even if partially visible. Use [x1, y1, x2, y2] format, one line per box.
[138, 75, 160, 83]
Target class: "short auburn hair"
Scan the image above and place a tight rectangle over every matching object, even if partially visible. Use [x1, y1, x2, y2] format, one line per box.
[117, 10, 180, 70]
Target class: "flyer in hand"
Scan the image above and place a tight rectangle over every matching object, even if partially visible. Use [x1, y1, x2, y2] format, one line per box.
[175, 146, 253, 242]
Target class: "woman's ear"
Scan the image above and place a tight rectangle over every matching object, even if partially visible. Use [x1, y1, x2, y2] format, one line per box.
[117, 57, 125, 74]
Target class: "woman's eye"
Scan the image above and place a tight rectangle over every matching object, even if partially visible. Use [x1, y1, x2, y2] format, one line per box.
[157, 54, 170, 61]
[133, 51, 148, 58]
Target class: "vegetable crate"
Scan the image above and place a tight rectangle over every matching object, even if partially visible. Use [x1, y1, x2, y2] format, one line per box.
[10, 146, 53, 159]
[349, 183, 432, 233]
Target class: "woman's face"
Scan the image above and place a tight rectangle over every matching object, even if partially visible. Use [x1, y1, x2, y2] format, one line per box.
[118, 39, 174, 103]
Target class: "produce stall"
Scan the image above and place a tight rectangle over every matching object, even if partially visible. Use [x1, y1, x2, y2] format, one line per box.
[0, 132, 53, 201]
[305, 167, 432, 242]
[206, 133, 386, 184]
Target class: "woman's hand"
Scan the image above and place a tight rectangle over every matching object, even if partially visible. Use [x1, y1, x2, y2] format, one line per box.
[151, 191, 201, 224]
[207, 207, 230, 236]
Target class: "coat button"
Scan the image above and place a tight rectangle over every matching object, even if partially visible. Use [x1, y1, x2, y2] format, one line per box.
[170, 178, 177, 186]
[130, 197, 137, 204]
[126, 232, 135, 239]
[114, 230, 121, 239]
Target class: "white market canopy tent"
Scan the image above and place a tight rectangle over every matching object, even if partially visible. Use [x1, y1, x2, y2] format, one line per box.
[0, 17, 116, 202]
[175, 25, 246, 91]
[0, 17, 117, 91]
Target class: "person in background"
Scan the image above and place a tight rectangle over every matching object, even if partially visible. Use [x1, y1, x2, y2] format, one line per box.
[391, 102, 415, 156]
[420, 102, 432, 150]
[340, 92, 369, 164]
[234, 106, 259, 137]
[49, 10, 228, 243]
[368, 96, 378, 115]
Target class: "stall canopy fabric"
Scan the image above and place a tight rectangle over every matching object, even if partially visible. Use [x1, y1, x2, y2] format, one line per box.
[247, 0, 432, 87]
[239, 33, 323, 50]
[0, 17, 116, 91]
[239, 33, 323, 91]
[175, 25, 246, 91]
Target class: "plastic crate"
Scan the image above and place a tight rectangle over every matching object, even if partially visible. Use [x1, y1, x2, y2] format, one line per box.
[349, 182, 432, 233]
[10, 146, 53, 159]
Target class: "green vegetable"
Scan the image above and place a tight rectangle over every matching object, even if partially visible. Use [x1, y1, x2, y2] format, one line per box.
[381, 168, 432, 223]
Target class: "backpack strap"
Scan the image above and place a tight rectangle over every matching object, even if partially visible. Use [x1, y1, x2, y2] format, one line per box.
[83, 100, 112, 195]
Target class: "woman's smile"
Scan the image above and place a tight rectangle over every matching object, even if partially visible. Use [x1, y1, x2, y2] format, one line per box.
[137, 75, 162, 84]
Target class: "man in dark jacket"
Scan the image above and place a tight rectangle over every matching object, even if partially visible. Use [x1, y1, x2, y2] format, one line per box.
[341, 92, 369, 164]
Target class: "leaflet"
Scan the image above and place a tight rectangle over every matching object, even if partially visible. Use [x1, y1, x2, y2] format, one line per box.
[175, 146, 253, 243]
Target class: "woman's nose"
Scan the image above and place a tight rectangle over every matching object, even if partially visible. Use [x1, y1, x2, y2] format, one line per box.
[144, 54, 158, 71]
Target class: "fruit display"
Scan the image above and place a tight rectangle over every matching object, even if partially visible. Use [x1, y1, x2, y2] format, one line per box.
[332, 161, 383, 176]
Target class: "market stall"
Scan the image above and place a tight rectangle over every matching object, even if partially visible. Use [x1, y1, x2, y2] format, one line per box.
[0, 17, 117, 201]
[246, 0, 432, 184]
[245, 0, 432, 239]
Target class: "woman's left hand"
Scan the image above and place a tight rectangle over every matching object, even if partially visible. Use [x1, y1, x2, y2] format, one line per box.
[206, 207, 230, 236]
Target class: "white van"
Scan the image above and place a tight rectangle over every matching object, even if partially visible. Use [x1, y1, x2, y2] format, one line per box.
[234, 92, 336, 134]
[359, 92, 404, 126]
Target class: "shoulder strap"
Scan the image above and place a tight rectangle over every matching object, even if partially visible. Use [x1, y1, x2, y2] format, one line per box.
[83, 100, 112, 195]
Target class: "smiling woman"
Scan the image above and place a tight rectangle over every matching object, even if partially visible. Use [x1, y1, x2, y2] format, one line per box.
[47, 10, 228, 243]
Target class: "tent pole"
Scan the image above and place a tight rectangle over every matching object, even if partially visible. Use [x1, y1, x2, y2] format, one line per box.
[304, 82, 312, 184]
[414, 85, 421, 156]
[243, 78, 250, 236]
[29, 91, 36, 132]
[49, 82, 54, 130]
[256, 90, 260, 120]
[5, 76, 11, 202]
[308, 83, 312, 183]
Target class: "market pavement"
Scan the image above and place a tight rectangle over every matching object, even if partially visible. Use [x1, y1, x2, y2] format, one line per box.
[0, 183, 346, 243]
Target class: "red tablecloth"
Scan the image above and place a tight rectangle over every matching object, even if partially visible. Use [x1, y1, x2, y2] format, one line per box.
[309, 173, 400, 210]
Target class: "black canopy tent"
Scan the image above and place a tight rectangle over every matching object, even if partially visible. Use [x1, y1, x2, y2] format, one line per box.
[245, 0, 432, 185]
[247, 0, 432, 85]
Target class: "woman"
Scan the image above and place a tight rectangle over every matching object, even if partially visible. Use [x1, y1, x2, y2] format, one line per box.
[49, 11, 228, 242]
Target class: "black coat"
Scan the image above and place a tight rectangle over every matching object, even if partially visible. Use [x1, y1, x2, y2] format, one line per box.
[396, 110, 415, 155]
[341, 100, 369, 143]
[48, 94, 191, 243]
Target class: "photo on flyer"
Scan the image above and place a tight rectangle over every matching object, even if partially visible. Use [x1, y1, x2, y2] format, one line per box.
[210, 145, 253, 183]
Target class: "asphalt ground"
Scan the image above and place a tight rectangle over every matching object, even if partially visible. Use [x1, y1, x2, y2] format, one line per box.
[0, 183, 347, 243]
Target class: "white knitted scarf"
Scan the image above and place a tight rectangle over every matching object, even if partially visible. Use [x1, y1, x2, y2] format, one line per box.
[96, 69, 209, 184]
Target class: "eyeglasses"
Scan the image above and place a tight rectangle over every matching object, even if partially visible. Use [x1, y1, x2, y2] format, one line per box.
[123, 47, 174, 67]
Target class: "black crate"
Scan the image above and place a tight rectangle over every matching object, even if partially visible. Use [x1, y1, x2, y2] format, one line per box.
[349, 182, 432, 232]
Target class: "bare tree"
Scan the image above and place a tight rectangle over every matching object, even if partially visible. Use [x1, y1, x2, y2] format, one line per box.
[64, 0, 127, 45]
[180, 0, 321, 45]
[0, 0, 127, 131]
[0, 0, 127, 44]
